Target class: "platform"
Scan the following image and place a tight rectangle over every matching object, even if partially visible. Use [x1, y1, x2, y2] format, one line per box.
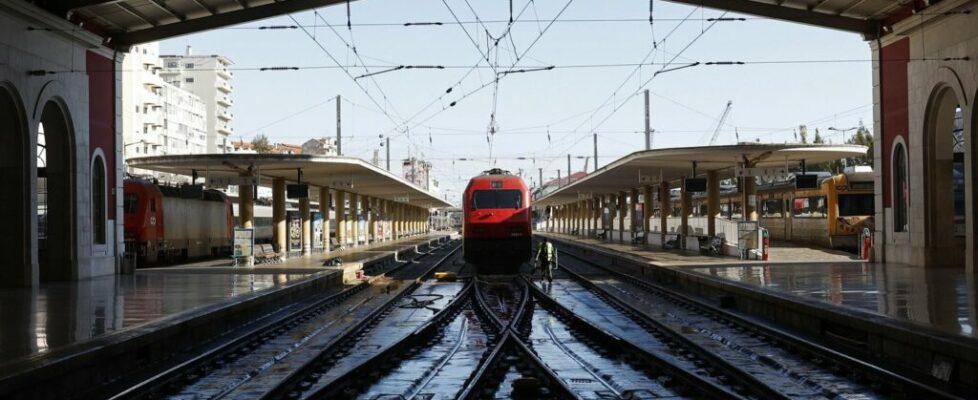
[0, 234, 448, 378]
[542, 232, 978, 391]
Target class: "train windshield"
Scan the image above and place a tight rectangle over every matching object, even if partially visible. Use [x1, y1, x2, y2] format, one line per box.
[837, 194, 874, 216]
[472, 190, 522, 209]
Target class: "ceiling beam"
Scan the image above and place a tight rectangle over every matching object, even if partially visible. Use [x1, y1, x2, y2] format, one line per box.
[114, 0, 350, 47]
[663, 0, 878, 36]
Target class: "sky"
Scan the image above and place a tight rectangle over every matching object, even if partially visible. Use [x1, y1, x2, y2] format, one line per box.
[160, 0, 874, 206]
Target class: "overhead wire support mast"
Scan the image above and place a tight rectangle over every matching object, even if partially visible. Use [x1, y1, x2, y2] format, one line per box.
[708, 100, 733, 145]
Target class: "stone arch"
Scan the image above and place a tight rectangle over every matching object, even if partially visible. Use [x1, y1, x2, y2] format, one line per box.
[0, 82, 32, 287]
[891, 137, 909, 233]
[91, 149, 107, 246]
[37, 98, 76, 281]
[922, 80, 968, 267]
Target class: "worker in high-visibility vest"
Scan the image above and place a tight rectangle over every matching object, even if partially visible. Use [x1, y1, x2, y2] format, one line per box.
[534, 238, 558, 283]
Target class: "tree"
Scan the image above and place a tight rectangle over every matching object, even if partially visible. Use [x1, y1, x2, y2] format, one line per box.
[252, 134, 273, 153]
[847, 120, 874, 166]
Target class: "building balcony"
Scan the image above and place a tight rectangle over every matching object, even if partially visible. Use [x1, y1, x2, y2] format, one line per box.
[143, 81, 162, 90]
[217, 68, 232, 79]
[217, 125, 233, 135]
[216, 96, 232, 106]
[217, 82, 232, 93]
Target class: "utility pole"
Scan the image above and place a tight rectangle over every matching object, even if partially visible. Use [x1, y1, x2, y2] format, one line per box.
[538, 168, 543, 190]
[567, 154, 571, 184]
[385, 137, 390, 170]
[336, 94, 342, 156]
[557, 170, 562, 187]
[644, 89, 652, 150]
[592, 133, 598, 172]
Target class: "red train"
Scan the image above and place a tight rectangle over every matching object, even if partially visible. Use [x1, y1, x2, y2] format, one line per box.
[124, 179, 234, 266]
[462, 168, 532, 273]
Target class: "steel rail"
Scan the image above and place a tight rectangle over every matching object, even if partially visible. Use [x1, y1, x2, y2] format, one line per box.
[258, 245, 463, 400]
[460, 279, 576, 400]
[303, 281, 475, 399]
[105, 242, 457, 400]
[522, 275, 748, 400]
[557, 248, 964, 400]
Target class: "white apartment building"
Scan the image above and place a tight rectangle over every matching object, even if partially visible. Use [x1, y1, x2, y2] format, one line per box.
[122, 42, 208, 183]
[160, 46, 234, 153]
[301, 137, 338, 156]
[402, 156, 439, 195]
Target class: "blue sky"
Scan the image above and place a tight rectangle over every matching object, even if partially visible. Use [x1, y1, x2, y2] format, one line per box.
[161, 0, 873, 205]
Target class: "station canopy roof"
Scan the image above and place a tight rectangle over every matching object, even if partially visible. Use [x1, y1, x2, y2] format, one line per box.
[534, 143, 868, 207]
[127, 154, 452, 208]
[39, 0, 913, 49]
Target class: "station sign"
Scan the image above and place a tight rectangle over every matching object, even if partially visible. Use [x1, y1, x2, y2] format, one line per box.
[638, 175, 654, 184]
[734, 167, 788, 178]
[206, 176, 259, 188]
[394, 195, 410, 203]
[577, 192, 592, 200]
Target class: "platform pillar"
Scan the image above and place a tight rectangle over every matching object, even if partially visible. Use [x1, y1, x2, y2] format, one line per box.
[320, 187, 331, 254]
[659, 181, 670, 248]
[352, 193, 361, 247]
[239, 183, 254, 266]
[630, 188, 639, 242]
[643, 185, 653, 237]
[617, 192, 625, 243]
[578, 201, 585, 236]
[272, 178, 286, 254]
[365, 196, 374, 244]
[707, 171, 719, 238]
[336, 191, 346, 248]
[300, 197, 311, 255]
[680, 176, 690, 250]
[742, 167, 757, 221]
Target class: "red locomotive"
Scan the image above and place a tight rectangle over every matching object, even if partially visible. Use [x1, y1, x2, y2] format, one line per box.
[124, 179, 234, 266]
[462, 168, 532, 273]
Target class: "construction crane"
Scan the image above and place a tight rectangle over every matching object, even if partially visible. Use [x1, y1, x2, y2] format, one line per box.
[708, 100, 733, 145]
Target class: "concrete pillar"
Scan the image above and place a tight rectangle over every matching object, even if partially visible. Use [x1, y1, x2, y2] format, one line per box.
[643, 185, 653, 235]
[742, 174, 757, 221]
[707, 171, 719, 237]
[363, 196, 377, 243]
[578, 201, 584, 235]
[630, 188, 639, 241]
[680, 177, 690, 250]
[586, 199, 593, 234]
[336, 191, 346, 247]
[320, 187, 331, 253]
[351, 193, 360, 247]
[660, 181, 670, 247]
[300, 197, 311, 255]
[617, 192, 626, 243]
[239, 183, 254, 266]
[272, 178, 286, 253]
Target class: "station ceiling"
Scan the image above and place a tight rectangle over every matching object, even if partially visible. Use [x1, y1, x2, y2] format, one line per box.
[35, 0, 914, 48]
[534, 143, 868, 207]
[127, 154, 452, 208]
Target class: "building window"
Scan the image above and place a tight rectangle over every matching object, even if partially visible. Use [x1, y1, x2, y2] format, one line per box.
[893, 142, 908, 232]
[92, 155, 107, 244]
[167, 62, 177, 68]
[185, 63, 194, 69]
[185, 77, 194, 83]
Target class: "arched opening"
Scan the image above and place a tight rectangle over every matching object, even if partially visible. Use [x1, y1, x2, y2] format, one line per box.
[924, 86, 966, 267]
[892, 142, 908, 232]
[92, 154, 106, 245]
[0, 84, 31, 287]
[37, 100, 75, 281]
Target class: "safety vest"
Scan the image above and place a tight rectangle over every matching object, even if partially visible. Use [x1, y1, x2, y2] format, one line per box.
[537, 242, 555, 261]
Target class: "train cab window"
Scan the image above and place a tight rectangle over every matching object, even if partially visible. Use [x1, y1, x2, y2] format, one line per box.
[761, 199, 784, 218]
[472, 190, 522, 209]
[150, 198, 157, 212]
[124, 193, 139, 214]
[793, 196, 827, 218]
[838, 194, 874, 217]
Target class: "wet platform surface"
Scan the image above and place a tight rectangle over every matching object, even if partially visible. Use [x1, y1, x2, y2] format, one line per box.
[0, 234, 447, 364]
[0, 272, 314, 363]
[542, 233, 978, 339]
[689, 263, 977, 338]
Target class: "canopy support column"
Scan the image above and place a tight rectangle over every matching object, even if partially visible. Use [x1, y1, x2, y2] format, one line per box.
[336, 191, 346, 248]
[320, 187, 331, 254]
[617, 191, 626, 243]
[643, 185, 653, 238]
[272, 177, 286, 254]
[707, 171, 719, 238]
[681, 176, 690, 250]
[351, 193, 360, 247]
[300, 197, 311, 255]
[660, 181, 670, 248]
[239, 182, 254, 266]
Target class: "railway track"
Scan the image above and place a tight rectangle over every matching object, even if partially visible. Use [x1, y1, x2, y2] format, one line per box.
[554, 248, 964, 400]
[106, 241, 461, 400]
